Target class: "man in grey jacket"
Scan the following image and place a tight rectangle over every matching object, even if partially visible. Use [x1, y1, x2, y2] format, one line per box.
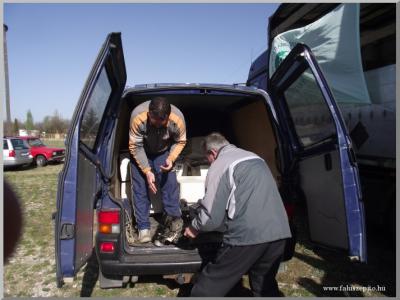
[184, 132, 291, 297]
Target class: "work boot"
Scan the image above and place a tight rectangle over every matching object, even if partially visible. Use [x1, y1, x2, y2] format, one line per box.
[138, 229, 151, 243]
[154, 216, 183, 246]
[170, 217, 184, 234]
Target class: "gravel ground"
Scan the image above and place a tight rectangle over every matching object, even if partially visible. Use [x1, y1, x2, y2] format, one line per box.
[4, 163, 396, 297]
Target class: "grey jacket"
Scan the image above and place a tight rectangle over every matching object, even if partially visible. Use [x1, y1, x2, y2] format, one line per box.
[191, 144, 291, 246]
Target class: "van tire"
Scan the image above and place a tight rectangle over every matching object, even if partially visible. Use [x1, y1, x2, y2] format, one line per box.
[36, 155, 47, 167]
[99, 271, 129, 289]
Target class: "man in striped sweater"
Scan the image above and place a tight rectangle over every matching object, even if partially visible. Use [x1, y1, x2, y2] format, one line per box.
[184, 132, 291, 296]
[129, 97, 186, 243]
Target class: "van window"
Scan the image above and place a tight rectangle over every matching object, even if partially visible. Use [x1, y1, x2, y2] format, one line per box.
[80, 67, 112, 150]
[3, 140, 9, 150]
[284, 69, 336, 147]
[11, 139, 29, 150]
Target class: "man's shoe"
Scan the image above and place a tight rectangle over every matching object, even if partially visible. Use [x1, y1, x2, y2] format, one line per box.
[138, 229, 151, 243]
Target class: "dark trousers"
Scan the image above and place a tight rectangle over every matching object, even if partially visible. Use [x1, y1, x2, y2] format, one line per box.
[191, 239, 286, 297]
[130, 151, 181, 230]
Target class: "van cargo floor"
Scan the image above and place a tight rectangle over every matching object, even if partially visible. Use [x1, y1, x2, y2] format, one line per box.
[125, 213, 222, 249]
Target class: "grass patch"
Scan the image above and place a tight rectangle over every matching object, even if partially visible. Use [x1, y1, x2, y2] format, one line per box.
[43, 278, 55, 285]
[155, 286, 167, 296]
[42, 139, 65, 148]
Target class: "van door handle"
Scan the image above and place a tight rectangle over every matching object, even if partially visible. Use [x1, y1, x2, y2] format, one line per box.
[60, 223, 75, 240]
[324, 153, 332, 171]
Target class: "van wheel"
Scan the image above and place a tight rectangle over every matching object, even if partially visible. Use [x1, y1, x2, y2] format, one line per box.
[36, 155, 47, 167]
[99, 271, 130, 289]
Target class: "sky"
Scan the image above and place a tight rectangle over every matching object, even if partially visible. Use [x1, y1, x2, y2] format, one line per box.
[3, 3, 279, 123]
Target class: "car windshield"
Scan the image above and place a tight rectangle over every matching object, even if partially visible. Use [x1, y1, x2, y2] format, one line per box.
[11, 139, 29, 150]
[28, 138, 46, 147]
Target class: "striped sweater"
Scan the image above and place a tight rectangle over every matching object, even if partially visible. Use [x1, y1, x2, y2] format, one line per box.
[128, 101, 187, 174]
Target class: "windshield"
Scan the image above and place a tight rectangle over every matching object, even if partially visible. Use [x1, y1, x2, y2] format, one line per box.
[28, 138, 46, 147]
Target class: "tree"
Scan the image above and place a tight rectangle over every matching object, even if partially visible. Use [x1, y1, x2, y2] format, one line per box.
[42, 116, 52, 133]
[25, 110, 34, 130]
[35, 112, 71, 135]
[80, 108, 98, 142]
[49, 110, 65, 133]
[13, 118, 19, 135]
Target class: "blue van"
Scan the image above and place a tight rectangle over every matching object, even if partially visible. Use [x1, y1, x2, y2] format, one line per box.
[54, 33, 366, 288]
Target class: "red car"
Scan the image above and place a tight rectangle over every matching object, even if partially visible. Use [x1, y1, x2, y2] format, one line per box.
[20, 136, 65, 167]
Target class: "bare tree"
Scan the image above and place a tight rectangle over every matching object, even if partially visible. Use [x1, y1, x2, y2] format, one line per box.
[35, 111, 71, 135]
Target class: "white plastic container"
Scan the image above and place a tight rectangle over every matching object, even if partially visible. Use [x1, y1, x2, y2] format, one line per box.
[176, 164, 208, 204]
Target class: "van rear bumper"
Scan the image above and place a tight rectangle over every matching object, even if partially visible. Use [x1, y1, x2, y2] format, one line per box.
[97, 245, 218, 276]
[99, 258, 202, 276]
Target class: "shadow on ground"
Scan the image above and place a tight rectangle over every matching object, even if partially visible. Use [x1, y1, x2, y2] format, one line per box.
[80, 249, 100, 297]
[136, 276, 253, 297]
[79, 248, 254, 297]
[292, 204, 395, 297]
[4, 164, 36, 172]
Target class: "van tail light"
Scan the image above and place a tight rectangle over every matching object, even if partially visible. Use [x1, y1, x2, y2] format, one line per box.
[98, 210, 120, 234]
[98, 224, 120, 234]
[284, 203, 295, 220]
[100, 242, 115, 253]
[9, 150, 16, 157]
[99, 210, 120, 224]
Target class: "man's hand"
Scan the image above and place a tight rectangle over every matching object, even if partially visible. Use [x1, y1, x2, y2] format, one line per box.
[146, 171, 157, 194]
[160, 158, 173, 172]
[184, 226, 199, 239]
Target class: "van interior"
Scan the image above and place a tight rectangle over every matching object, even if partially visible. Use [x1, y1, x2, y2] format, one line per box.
[109, 88, 282, 249]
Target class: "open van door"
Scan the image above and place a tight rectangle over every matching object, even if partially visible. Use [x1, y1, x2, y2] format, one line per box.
[269, 44, 366, 262]
[55, 33, 126, 287]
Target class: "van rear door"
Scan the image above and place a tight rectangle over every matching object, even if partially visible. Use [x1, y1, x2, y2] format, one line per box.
[55, 32, 126, 287]
[269, 44, 366, 262]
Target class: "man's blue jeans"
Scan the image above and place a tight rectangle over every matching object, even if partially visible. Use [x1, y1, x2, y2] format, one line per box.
[130, 151, 181, 230]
